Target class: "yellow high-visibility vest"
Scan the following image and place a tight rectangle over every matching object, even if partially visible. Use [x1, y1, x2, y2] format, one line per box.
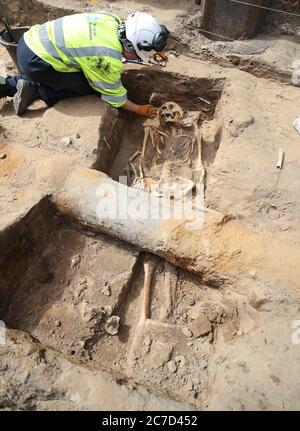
[24, 13, 127, 107]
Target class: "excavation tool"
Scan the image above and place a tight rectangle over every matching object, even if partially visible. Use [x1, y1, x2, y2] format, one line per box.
[1, 18, 16, 43]
[122, 59, 151, 66]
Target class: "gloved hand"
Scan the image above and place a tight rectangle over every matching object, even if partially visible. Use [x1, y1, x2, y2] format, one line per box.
[154, 51, 168, 61]
[137, 104, 158, 119]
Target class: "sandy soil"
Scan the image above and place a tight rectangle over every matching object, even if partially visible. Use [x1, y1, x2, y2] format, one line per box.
[1, 0, 300, 412]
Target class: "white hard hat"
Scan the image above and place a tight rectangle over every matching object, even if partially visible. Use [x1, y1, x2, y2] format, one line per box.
[125, 12, 168, 61]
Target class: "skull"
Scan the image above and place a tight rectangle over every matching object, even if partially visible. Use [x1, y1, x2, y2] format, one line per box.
[159, 102, 184, 123]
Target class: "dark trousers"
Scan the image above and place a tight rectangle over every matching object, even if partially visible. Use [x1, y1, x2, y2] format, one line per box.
[5, 36, 95, 106]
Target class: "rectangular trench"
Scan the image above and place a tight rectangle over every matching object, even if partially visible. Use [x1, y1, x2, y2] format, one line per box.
[107, 70, 224, 197]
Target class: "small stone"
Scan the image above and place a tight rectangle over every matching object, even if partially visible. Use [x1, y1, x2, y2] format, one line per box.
[188, 303, 206, 320]
[151, 341, 174, 368]
[102, 281, 111, 296]
[144, 335, 152, 347]
[60, 136, 72, 147]
[167, 360, 177, 373]
[105, 315, 120, 335]
[79, 340, 86, 350]
[101, 305, 112, 316]
[174, 355, 186, 367]
[75, 280, 87, 298]
[189, 316, 212, 338]
[182, 327, 193, 338]
[229, 113, 254, 138]
[187, 298, 196, 306]
[79, 278, 87, 285]
[186, 381, 194, 391]
[248, 270, 257, 279]
[187, 341, 193, 347]
[199, 359, 208, 369]
[21, 371, 31, 384]
[269, 374, 281, 385]
[143, 335, 152, 353]
[0, 153, 7, 160]
[55, 320, 61, 327]
[76, 133, 81, 139]
[81, 302, 103, 324]
[236, 330, 243, 336]
[192, 376, 200, 385]
[71, 255, 81, 268]
[292, 68, 300, 87]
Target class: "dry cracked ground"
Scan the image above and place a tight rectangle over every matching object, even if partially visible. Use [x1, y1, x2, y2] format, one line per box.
[0, 0, 300, 411]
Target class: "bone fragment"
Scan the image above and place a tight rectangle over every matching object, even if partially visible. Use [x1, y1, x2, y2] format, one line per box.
[276, 148, 284, 169]
[139, 256, 156, 325]
[129, 162, 138, 178]
[141, 127, 151, 159]
[129, 151, 141, 163]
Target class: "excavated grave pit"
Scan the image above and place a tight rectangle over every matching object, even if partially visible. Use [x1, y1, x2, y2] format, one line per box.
[109, 71, 224, 197]
[0, 195, 238, 407]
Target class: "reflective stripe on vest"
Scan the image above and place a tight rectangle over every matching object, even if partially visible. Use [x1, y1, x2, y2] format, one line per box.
[40, 15, 122, 61]
[88, 79, 122, 91]
[39, 24, 60, 60]
[39, 23, 78, 67]
[101, 93, 127, 104]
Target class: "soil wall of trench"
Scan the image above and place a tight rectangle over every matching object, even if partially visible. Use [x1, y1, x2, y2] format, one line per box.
[0, 0, 74, 25]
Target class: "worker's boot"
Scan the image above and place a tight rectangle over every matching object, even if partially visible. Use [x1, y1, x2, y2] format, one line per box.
[0, 76, 14, 99]
[13, 79, 39, 116]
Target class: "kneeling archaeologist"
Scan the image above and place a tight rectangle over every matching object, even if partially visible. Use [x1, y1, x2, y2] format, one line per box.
[0, 11, 169, 118]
